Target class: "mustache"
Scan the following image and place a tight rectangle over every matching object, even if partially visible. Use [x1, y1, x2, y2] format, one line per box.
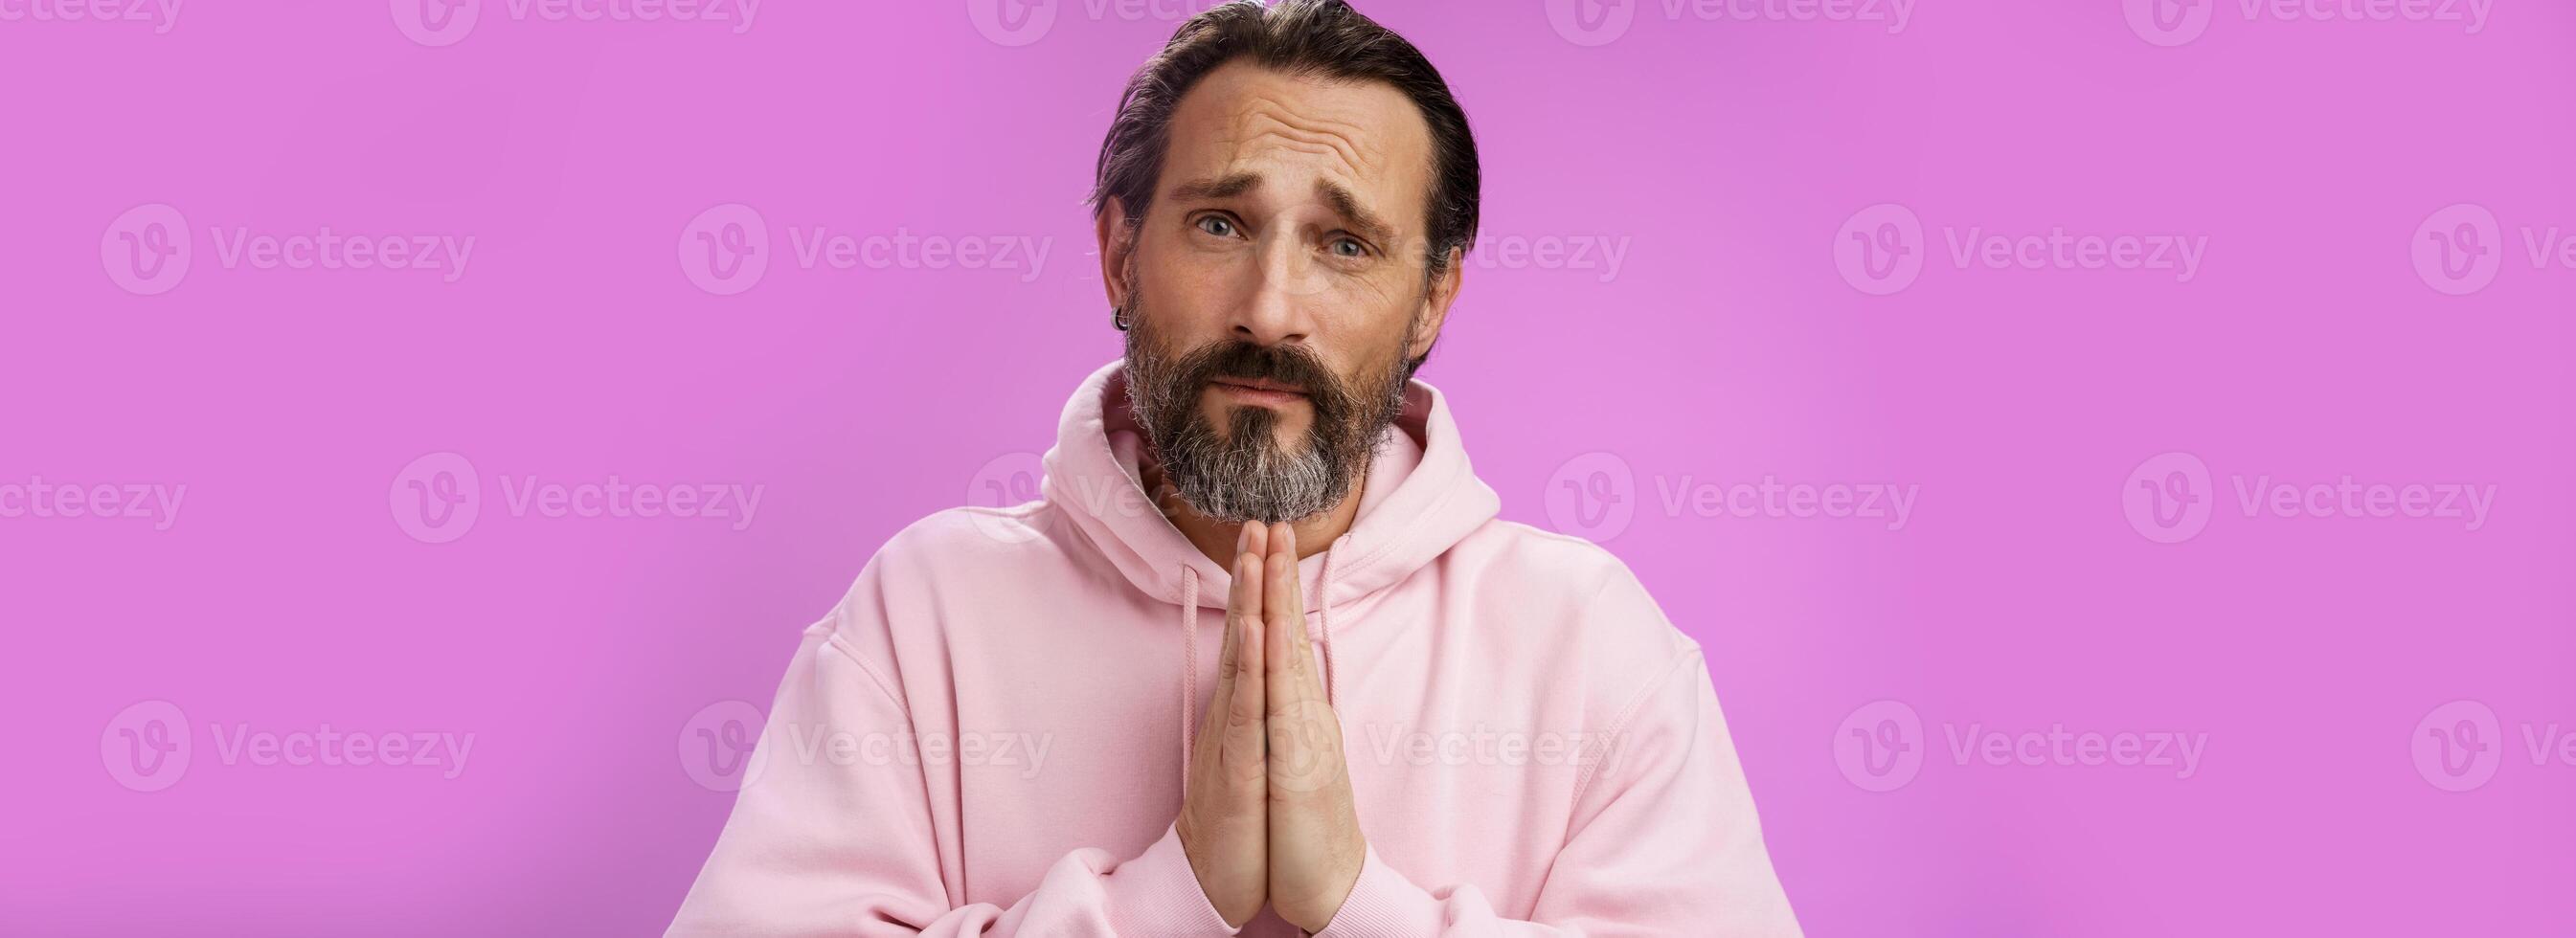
[1121, 310, 1413, 525]
[1170, 340, 1354, 413]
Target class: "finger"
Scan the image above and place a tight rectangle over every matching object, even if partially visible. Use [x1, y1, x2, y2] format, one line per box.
[1224, 525, 1262, 669]
[1201, 525, 1259, 757]
[1264, 523, 1319, 694]
[1209, 525, 1248, 700]
[1264, 523, 1304, 690]
[1265, 524, 1348, 796]
[1226, 540, 1263, 705]
[1221, 545, 1268, 782]
[1228, 525, 1265, 682]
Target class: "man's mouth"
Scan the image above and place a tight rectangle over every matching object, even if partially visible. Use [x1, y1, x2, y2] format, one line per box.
[1208, 376, 1310, 406]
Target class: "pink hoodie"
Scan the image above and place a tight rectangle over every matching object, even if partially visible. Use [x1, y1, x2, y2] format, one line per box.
[668, 361, 1800, 936]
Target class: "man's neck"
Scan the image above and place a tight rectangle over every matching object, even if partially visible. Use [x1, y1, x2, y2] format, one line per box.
[1139, 460, 1360, 565]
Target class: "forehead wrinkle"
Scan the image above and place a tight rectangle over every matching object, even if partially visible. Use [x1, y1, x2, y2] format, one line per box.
[1223, 96, 1388, 184]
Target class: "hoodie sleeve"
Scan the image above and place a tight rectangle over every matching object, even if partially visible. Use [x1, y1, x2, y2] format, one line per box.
[666, 566, 1238, 937]
[1317, 575, 1801, 938]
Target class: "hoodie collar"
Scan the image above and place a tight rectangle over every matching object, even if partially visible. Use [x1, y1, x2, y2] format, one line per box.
[1040, 359, 1500, 615]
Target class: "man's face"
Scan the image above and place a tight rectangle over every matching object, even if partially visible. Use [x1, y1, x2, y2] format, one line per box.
[1106, 61, 1459, 524]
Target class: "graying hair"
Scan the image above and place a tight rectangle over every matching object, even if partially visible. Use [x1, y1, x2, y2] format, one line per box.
[1122, 302, 1411, 525]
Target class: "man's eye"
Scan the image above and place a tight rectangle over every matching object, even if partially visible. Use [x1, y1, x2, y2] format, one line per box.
[1329, 236, 1367, 258]
[1195, 216, 1237, 238]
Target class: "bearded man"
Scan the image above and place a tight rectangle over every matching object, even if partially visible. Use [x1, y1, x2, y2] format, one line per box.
[668, 2, 1799, 934]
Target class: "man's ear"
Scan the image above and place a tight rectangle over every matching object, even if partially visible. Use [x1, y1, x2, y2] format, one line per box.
[1406, 246, 1464, 361]
[1096, 198, 1137, 311]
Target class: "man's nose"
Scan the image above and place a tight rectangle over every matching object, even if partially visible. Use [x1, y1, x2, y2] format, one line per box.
[1232, 235, 1315, 346]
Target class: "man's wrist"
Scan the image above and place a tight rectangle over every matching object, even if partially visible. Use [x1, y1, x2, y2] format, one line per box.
[1309, 844, 1444, 938]
[1110, 824, 1245, 936]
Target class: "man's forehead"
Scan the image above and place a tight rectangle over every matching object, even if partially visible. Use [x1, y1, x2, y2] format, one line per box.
[1161, 62, 1433, 225]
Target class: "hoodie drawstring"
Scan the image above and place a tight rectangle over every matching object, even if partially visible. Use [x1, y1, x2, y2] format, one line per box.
[1318, 534, 1350, 707]
[1178, 566, 1200, 790]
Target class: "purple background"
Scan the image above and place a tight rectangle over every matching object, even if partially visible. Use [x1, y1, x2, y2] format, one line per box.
[7, 0, 2572, 934]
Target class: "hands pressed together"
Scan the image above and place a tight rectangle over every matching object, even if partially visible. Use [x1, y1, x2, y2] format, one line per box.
[1176, 522, 1368, 932]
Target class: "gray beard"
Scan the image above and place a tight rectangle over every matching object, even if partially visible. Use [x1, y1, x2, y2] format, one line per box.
[1120, 302, 1412, 525]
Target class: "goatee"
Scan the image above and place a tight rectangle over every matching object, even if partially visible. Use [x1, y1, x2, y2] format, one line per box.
[1121, 303, 1412, 525]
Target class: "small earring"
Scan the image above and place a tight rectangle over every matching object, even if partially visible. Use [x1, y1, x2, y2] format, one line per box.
[1113, 306, 1131, 331]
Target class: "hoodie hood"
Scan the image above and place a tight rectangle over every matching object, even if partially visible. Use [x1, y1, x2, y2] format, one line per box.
[1041, 359, 1501, 619]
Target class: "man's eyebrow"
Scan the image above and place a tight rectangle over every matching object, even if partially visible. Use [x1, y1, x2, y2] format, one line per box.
[1316, 180, 1396, 246]
[1167, 172, 1262, 203]
[1167, 172, 1399, 245]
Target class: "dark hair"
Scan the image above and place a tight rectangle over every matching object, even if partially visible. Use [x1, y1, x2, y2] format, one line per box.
[1088, 0, 1481, 277]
